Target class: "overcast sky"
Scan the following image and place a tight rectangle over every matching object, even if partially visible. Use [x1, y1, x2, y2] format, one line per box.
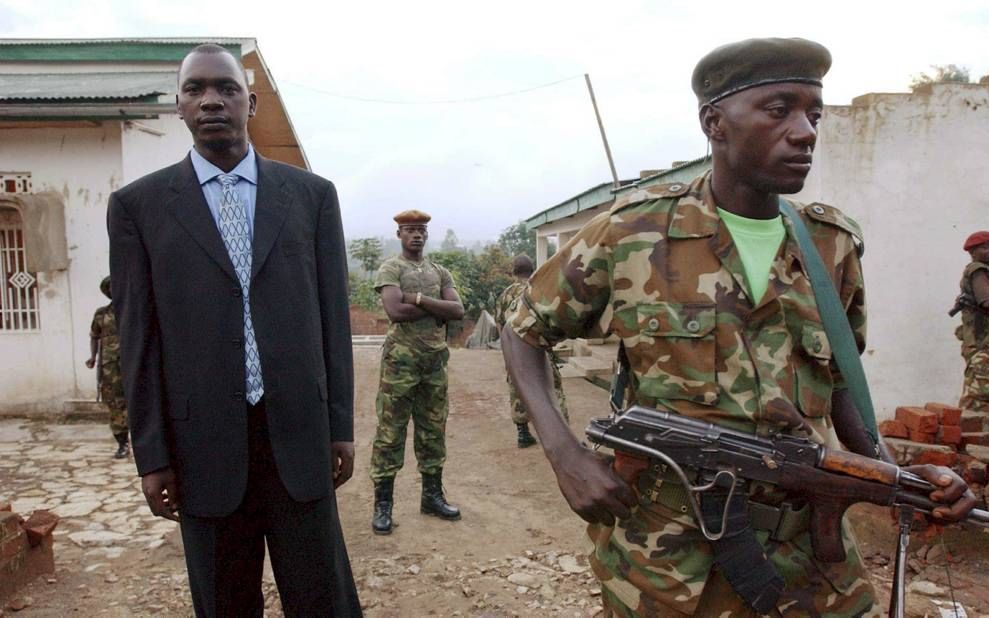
[2, 0, 988, 242]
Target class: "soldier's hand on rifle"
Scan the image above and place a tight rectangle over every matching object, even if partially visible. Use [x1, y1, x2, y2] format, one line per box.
[903, 464, 976, 523]
[550, 443, 637, 527]
[85, 357, 95, 369]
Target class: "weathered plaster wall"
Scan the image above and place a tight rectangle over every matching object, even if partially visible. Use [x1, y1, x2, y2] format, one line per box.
[795, 83, 989, 418]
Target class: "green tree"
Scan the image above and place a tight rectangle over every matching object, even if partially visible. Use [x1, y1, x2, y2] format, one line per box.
[497, 221, 536, 260]
[348, 237, 383, 278]
[348, 271, 381, 311]
[440, 228, 461, 252]
[910, 64, 970, 91]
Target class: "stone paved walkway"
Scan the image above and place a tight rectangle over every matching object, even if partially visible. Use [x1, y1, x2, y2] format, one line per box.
[0, 419, 174, 566]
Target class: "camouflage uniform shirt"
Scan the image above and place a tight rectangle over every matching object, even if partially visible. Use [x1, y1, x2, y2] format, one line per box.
[90, 303, 128, 434]
[508, 172, 876, 616]
[958, 261, 989, 412]
[374, 255, 454, 351]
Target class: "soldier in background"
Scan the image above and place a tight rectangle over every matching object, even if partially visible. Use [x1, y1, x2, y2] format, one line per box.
[370, 210, 465, 535]
[494, 254, 569, 448]
[85, 276, 129, 459]
[956, 231, 989, 412]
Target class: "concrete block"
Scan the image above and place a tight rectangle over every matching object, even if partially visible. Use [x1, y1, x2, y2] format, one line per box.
[964, 444, 989, 464]
[883, 438, 955, 466]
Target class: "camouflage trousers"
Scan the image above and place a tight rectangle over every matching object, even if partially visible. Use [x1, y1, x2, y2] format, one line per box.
[960, 349, 989, 412]
[370, 341, 450, 482]
[508, 358, 569, 424]
[589, 485, 878, 617]
[100, 365, 128, 435]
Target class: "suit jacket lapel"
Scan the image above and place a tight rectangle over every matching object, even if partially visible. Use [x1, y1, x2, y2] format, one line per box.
[165, 156, 239, 282]
[252, 155, 290, 281]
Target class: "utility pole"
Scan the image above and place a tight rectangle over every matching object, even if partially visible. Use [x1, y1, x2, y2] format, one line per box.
[584, 73, 620, 190]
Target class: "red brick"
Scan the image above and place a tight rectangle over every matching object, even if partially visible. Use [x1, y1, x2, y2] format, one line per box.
[897, 407, 939, 433]
[0, 511, 23, 537]
[22, 511, 58, 548]
[926, 402, 962, 426]
[937, 425, 963, 446]
[879, 419, 909, 439]
[962, 432, 989, 447]
[961, 412, 989, 432]
[0, 531, 26, 561]
[914, 450, 959, 467]
[908, 429, 936, 444]
[0, 502, 10, 512]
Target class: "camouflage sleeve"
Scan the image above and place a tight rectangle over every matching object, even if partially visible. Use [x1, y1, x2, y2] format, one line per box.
[507, 212, 614, 349]
[89, 309, 103, 340]
[833, 244, 866, 389]
[494, 288, 506, 329]
[373, 259, 402, 292]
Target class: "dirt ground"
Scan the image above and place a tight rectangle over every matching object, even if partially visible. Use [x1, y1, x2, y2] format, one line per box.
[3, 348, 989, 617]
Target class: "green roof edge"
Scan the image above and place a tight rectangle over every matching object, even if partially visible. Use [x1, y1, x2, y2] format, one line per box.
[0, 42, 242, 62]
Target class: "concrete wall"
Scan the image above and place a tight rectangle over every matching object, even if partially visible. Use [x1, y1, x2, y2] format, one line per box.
[795, 83, 989, 419]
[0, 116, 193, 413]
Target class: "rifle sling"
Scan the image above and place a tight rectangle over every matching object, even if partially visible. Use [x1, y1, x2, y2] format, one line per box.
[700, 489, 785, 614]
[778, 199, 880, 447]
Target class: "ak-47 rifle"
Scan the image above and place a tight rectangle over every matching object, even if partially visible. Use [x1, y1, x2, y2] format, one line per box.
[586, 405, 989, 616]
[949, 293, 978, 317]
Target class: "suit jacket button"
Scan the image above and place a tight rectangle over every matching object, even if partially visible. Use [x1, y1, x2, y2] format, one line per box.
[232, 287, 242, 297]
[232, 392, 244, 400]
[232, 338, 243, 346]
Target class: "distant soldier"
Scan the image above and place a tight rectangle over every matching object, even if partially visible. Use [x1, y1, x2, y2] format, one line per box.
[370, 210, 465, 535]
[956, 231, 989, 412]
[494, 254, 569, 448]
[85, 276, 129, 459]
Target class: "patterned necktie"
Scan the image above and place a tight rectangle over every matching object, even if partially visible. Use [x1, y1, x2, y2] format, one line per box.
[217, 173, 264, 405]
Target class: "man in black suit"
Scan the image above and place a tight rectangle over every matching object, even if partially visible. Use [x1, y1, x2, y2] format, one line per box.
[108, 44, 361, 616]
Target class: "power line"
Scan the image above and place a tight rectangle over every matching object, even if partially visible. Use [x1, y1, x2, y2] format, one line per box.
[279, 74, 584, 105]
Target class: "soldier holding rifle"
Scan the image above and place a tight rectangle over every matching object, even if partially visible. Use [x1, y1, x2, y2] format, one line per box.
[955, 231, 989, 413]
[502, 38, 976, 616]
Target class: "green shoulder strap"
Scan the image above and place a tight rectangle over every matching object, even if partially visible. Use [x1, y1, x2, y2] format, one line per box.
[778, 199, 880, 448]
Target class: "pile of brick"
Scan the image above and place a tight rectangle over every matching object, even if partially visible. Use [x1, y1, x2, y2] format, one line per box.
[0, 502, 59, 606]
[880, 403, 989, 507]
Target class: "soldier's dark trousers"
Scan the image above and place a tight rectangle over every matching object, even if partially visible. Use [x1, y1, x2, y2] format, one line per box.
[179, 399, 361, 617]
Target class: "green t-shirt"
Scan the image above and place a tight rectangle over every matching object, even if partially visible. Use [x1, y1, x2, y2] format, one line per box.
[374, 255, 455, 351]
[717, 207, 786, 303]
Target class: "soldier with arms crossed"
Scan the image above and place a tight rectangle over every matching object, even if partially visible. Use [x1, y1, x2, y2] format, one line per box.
[370, 210, 465, 535]
[502, 38, 976, 616]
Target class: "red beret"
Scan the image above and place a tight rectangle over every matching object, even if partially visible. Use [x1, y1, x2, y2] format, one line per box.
[964, 231, 989, 251]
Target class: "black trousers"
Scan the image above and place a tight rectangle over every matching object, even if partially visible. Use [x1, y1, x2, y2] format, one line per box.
[179, 399, 361, 617]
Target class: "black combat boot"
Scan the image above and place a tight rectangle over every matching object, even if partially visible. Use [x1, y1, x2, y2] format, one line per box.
[113, 432, 129, 459]
[516, 423, 537, 448]
[420, 471, 460, 520]
[372, 478, 395, 535]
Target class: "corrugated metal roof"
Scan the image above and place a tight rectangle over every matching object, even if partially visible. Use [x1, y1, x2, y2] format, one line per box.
[0, 72, 173, 101]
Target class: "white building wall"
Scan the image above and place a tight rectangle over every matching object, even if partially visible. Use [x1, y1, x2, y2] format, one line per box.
[0, 124, 124, 411]
[0, 115, 194, 412]
[795, 83, 989, 419]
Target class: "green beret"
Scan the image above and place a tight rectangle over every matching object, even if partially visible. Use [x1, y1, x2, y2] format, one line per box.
[692, 37, 831, 105]
[394, 209, 431, 225]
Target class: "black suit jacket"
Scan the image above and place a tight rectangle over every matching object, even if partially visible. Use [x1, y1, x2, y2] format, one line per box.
[108, 153, 353, 517]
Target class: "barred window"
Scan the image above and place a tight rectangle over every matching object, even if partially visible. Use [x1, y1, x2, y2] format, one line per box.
[0, 207, 40, 331]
